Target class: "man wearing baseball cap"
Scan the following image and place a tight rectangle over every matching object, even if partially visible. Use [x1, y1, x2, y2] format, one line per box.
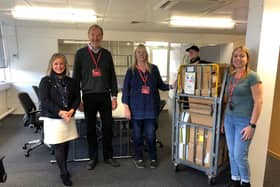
[182, 45, 211, 110]
[186, 45, 210, 64]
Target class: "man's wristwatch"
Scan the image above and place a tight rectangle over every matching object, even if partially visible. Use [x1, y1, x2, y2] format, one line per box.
[249, 123, 256, 129]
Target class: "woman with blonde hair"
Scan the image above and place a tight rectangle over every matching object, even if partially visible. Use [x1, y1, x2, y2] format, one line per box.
[122, 44, 173, 168]
[223, 46, 263, 187]
[39, 53, 80, 186]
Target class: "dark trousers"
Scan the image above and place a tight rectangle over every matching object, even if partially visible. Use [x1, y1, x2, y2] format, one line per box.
[54, 142, 69, 175]
[83, 93, 113, 160]
[131, 119, 157, 161]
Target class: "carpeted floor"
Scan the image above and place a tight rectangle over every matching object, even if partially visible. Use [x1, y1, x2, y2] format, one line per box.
[0, 112, 278, 187]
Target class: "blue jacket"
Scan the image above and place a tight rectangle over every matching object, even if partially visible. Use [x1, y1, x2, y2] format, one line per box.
[122, 64, 169, 119]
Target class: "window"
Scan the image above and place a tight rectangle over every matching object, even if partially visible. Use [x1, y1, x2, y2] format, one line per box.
[140, 42, 169, 81]
[151, 48, 168, 81]
[0, 23, 8, 83]
[58, 39, 133, 90]
[0, 69, 5, 81]
[0, 24, 7, 68]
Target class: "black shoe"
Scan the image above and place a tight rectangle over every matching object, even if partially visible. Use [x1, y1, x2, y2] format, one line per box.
[87, 159, 98, 170]
[150, 160, 158, 169]
[241, 182, 251, 187]
[134, 159, 145, 168]
[228, 180, 241, 187]
[60, 174, 72, 186]
[104, 158, 120, 167]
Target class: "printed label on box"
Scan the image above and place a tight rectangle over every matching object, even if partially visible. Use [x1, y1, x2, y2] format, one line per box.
[184, 72, 196, 94]
[181, 112, 190, 122]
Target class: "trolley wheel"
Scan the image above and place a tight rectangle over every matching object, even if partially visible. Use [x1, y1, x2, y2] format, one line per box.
[208, 177, 216, 185]
[22, 145, 27, 150]
[173, 164, 179, 172]
[24, 152, 29, 157]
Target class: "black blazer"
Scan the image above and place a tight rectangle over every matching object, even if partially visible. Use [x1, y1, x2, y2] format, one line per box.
[39, 75, 81, 119]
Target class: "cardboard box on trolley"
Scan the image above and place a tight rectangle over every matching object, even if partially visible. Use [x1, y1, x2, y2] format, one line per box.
[173, 63, 229, 180]
[180, 63, 228, 96]
[178, 64, 224, 124]
[187, 127, 212, 167]
[187, 127, 227, 168]
[188, 97, 214, 127]
[181, 65, 218, 95]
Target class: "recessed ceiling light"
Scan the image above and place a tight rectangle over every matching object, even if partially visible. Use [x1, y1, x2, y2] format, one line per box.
[170, 16, 235, 29]
[12, 6, 97, 23]
[63, 40, 88, 44]
[145, 41, 168, 47]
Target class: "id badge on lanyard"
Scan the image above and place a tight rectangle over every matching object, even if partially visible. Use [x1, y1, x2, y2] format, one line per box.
[92, 68, 102, 77]
[141, 85, 150, 94]
[138, 68, 150, 95]
[88, 47, 102, 77]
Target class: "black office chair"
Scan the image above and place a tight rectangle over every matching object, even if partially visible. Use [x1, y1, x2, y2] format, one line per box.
[32, 85, 42, 110]
[30, 87, 55, 155]
[32, 85, 40, 101]
[0, 155, 7, 183]
[18, 92, 44, 157]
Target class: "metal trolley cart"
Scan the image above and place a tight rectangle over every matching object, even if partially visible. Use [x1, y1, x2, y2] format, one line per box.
[172, 64, 228, 185]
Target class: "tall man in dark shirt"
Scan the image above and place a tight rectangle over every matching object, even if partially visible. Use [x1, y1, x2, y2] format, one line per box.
[73, 24, 120, 170]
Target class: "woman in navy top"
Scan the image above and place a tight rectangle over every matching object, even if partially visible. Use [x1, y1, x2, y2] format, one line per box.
[122, 44, 173, 168]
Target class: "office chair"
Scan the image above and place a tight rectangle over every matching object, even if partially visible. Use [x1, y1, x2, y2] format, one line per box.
[32, 85, 43, 111]
[31, 87, 55, 155]
[18, 92, 44, 157]
[32, 85, 40, 98]
[0, 155, 7, 183]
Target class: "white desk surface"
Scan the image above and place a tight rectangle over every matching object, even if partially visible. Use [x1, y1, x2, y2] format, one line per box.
[75, 92, 126, 120]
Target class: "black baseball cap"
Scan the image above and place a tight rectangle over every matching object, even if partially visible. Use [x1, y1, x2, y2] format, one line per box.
[186, 45, 199, 52]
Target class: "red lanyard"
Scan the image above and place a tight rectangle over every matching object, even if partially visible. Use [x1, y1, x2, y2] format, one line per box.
[228, 72, 243, 101]
[88, 47, 102, 68]
[137, 68, 149, 86]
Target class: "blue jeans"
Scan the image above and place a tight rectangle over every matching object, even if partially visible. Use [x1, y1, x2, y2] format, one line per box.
[131, 119, 157, 161]
[224, 114, 254, 183]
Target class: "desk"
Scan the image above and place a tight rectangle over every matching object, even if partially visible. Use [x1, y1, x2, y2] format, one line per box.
[68, 94, 132, 162]
[47, 93, 132, 163]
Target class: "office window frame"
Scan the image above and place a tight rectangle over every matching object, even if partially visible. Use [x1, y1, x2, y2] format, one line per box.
[0, 23, 7, 69]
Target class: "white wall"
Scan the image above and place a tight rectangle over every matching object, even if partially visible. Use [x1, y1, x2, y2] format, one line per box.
[200, 43, 234, 64]
[245, 0, 280, 186]
[0, 22, 244, 114]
